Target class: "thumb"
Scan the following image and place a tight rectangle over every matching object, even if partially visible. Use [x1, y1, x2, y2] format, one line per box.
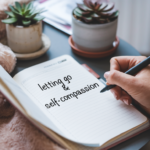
[104, 70, 137, 92]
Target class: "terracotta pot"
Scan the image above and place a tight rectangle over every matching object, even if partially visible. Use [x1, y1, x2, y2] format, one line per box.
[6, 21, 43, 54]
[72, 16, 118, 52]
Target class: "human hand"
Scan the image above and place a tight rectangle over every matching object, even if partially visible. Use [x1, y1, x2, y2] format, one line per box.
[104, 56, 150, 114]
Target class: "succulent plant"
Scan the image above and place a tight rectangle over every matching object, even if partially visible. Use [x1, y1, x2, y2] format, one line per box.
[73, 0, 119, 24]
[2, 2, 45, 26]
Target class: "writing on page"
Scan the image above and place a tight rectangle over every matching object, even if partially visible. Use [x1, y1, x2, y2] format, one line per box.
[35, 72, 100, 108]
[38, 75, 72, 91]
[45, 82, 99, 109]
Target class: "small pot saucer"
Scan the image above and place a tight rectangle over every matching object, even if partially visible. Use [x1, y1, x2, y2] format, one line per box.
[14, 34, 51, 60]
[69, 36, 119, 58]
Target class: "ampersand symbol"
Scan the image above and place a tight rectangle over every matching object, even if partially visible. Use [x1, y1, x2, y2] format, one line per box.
[62, 84, 70, 91]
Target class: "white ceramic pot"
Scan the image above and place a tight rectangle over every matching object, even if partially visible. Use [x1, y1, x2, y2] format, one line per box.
[72, 16, 118, 52]
[6, 21, 43, 54]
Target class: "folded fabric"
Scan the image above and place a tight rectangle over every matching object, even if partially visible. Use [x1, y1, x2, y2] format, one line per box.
[0, 13, 6, 40]
[0, 43, 16, 73]
[0, 104, 64, 150]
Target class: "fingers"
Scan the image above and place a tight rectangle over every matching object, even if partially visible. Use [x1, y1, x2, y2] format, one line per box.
[104, 70, 135, 105]
[110, 86, 132, 105]
[106, 56, 146, 105]
[110, 56, 147, 72]
[110, 86, 122, 100]
[119, 91, 132, 105]
[104, 70, 137, 94]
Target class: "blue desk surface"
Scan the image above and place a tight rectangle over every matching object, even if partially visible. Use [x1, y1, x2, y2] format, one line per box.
[11, 23, 150, 150]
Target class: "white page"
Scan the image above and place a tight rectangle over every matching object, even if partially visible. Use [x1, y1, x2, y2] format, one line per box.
[0, 66, 64, 136]
[0, 65, 98, 147]
[13, 55, 148, 145]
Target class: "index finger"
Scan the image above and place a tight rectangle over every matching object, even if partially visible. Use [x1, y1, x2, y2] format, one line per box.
[110, 56, 146, 72]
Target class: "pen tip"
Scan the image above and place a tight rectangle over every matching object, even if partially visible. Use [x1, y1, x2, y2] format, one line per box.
[100, 88, 106, 93]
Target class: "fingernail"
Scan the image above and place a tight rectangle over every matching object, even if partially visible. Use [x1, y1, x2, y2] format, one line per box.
[104, 71, 110, 79]
[106, 82, 110, 85]
[123, 99, 129, 105]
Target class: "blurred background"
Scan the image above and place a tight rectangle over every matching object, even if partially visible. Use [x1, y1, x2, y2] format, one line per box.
[32, 0, 150, 56]
[113, 0, 150, 56]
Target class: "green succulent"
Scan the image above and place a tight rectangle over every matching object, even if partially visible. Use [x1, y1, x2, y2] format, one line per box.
[2, 2, 46, 26]
[73, 0, 119, 24]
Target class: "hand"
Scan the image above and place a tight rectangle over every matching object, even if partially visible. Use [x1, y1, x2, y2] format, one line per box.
[104, 56, 150, 114]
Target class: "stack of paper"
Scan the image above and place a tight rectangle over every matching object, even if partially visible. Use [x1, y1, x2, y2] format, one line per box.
[34, 0, 82, 35]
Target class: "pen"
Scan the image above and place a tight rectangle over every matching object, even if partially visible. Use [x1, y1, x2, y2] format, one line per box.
[100, 56, 150, 93]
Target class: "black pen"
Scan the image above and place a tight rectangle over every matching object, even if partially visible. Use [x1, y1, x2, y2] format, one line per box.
[100, 56, 150, 93]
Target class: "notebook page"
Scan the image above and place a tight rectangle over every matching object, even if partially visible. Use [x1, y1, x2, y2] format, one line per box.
[0, 66, 65, 138]
[14, 55, 148, 145]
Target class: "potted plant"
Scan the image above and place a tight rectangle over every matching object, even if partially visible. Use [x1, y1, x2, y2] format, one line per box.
[72, 0, 119, 52]
[2, 1, 45, 54]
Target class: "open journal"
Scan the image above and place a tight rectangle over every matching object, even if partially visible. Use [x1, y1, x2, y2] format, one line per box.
[0, 55, 149, 150]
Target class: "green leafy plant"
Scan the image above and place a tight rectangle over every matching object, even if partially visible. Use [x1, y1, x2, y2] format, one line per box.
[2, 2, 45, 26]
[73, 0, 119, 24]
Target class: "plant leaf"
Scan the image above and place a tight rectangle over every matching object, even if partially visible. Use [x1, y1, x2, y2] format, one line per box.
[22, 3, 26, 11]
[25, 7, 46, 19]
[24, 3, 29, 13]
[99, 12, 109, 17]
[9, 5, 21, 15]
[83, 0, 93, 9]
[82, 11, 92, 15]
[77, 4, 92, 11]
[73, 8, 83, 17]
[28, 7, 36, 15]
[25, 7, 37, 18]
[30, 8, 46, 17]
[22, 20, 31, 26]
[102, 2, 114, 12]
[74, 7, 91, 16]
[5, 11, 16, 17]
[75, 8, 83, 14]
[82, 16, 92, 23]
[89, 1, 95, 9]
[15, 2, 22, 13]
[33, 15, 45, 21]
[24, 9, 31, 16]
[2, 18, 17, 24]
[99, 3, 108, 11]
[26, 2, 33, 10]
[100, 9, 117, 17]
[110, 10, 119, 19]
[92, 13, 100, 18]
[25, 14, 36, 19]
[95, 3, 101, 11]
